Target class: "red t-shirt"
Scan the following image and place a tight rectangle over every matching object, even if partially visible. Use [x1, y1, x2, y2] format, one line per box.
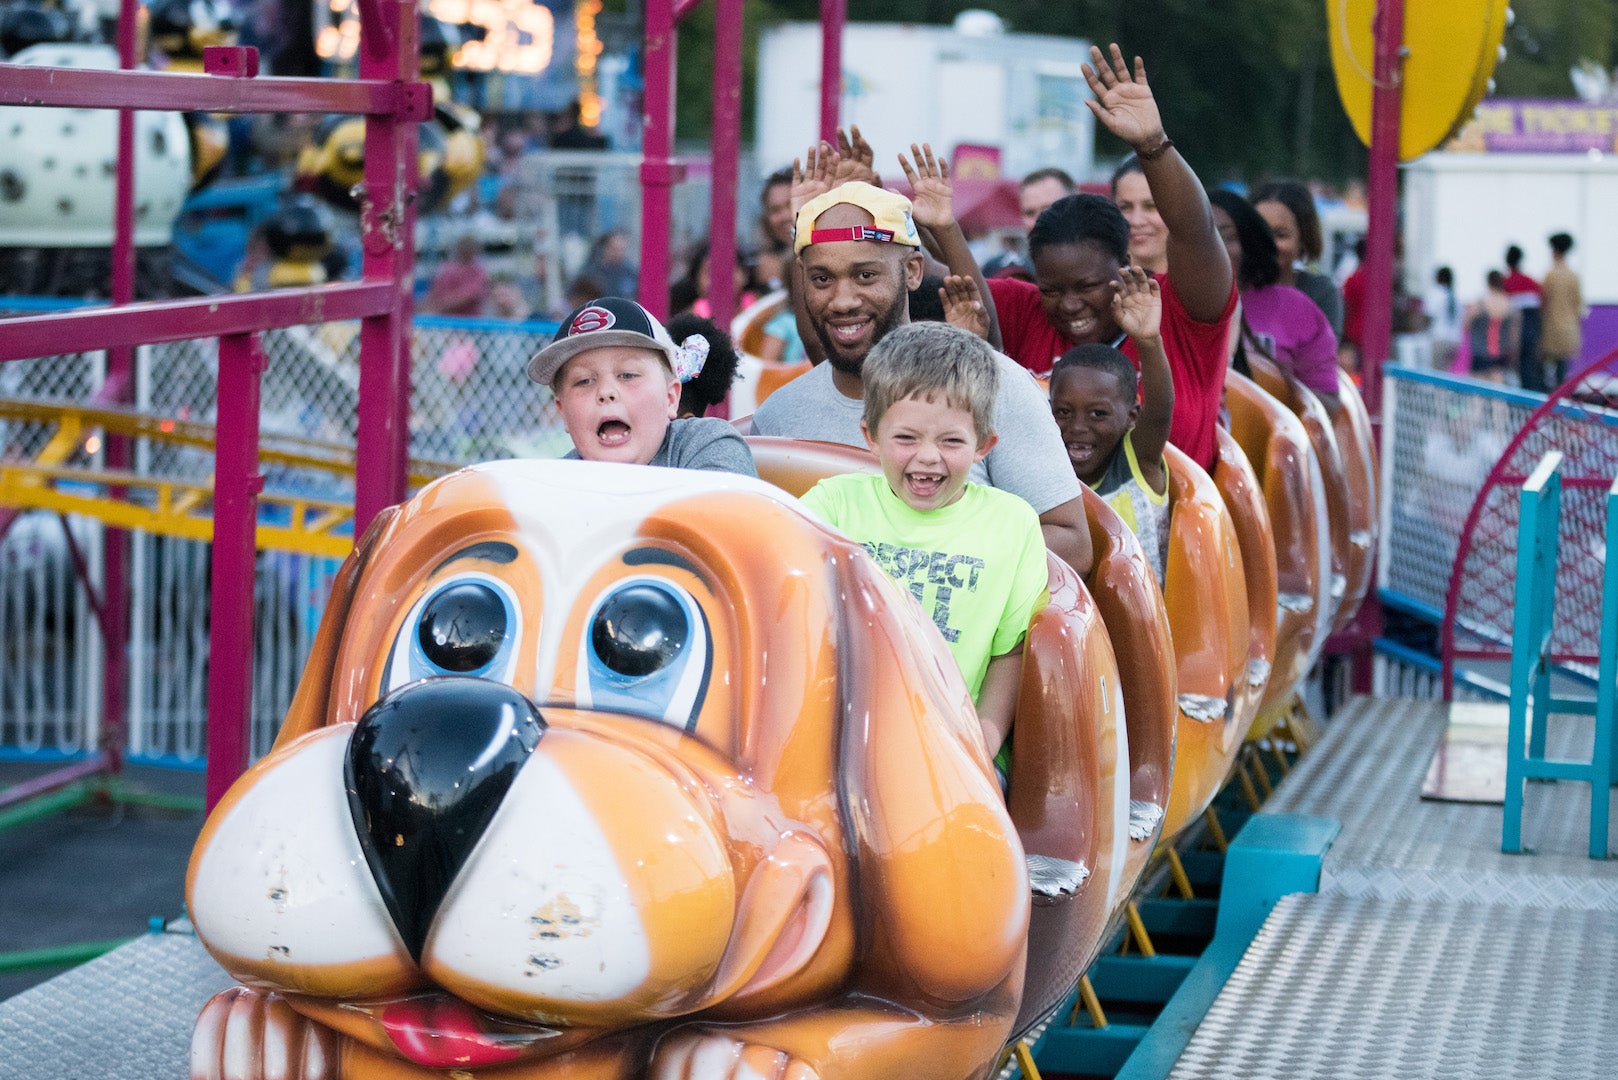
[989, 273, 1236, 470]
[1340, 267, 1366, 346]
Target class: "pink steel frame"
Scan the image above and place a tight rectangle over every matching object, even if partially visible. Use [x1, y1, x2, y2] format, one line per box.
[0, 0, 428, 810]
[1440, 345, 1618, 698]
[638, 0, 845, 326]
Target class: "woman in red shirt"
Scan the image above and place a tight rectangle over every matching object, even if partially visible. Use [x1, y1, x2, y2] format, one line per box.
[989, 44, 1235, 470]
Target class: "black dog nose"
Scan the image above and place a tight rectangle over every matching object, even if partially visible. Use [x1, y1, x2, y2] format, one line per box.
[345, 677, 545, 961]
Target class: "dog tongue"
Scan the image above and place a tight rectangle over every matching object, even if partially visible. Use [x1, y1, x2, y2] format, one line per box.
[379, 994, 533, 1068]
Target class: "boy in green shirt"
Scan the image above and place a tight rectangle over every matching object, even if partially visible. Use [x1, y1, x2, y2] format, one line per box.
[800, 322, 1050, 762]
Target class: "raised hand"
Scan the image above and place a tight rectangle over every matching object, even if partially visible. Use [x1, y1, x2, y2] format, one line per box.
[896, 143, 953, 231]
[832, 125, 881, 187]
[940, 275, 990, 341]
[1081, 43, 1168, 155]
[1111, 265, 1162, 344]
[790, 141, 839, 217]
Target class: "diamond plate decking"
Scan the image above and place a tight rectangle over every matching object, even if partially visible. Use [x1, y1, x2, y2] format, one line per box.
[1162, 695, 1618, 1079]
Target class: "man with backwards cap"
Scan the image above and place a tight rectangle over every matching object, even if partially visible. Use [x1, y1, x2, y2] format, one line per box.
[751, 181, 1092, 575]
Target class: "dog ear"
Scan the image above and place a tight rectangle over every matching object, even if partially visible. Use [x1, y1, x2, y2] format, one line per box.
[833, 549, 1028, 1008]
[273, 506, 398, 749]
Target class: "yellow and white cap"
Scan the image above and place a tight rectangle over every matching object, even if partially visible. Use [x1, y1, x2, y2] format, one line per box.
[793, 181, 921, 254]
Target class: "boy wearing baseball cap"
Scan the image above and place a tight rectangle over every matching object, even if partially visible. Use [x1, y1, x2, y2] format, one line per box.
[528, 296, 757, 476]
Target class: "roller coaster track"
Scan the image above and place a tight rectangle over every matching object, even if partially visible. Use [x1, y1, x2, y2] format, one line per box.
[0, 398, 458, 557]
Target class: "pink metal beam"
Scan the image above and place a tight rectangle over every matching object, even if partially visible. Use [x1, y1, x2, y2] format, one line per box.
[0, 65, 431, 118]
[0, 283, 397, 362]
[639, 0, 682, 319]
[705, 0, 744, 330]
[1358, 0, 1404, 420]
[352, 0, 421, 532]
[819, 0, 846, 142]
[204, 333, 265, 809]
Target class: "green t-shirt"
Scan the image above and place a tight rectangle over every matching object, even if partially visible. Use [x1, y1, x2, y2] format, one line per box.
[800, 474, 1049, 697]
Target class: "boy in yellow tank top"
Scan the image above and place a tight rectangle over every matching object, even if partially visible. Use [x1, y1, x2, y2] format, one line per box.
[1048, 266, 1174, 581]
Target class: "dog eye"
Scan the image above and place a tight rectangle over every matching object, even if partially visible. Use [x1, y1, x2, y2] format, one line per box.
[385, 574, 521, 690]
[579, 578, 710, 731]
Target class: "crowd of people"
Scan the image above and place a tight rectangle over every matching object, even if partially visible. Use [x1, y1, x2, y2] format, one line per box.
[1422, 236, 1586, 390]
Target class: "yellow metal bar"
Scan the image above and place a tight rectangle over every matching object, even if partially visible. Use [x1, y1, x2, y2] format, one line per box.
[1124, 901, 1157, 958]
[1203, 805, 1229, 853]
[1011, 1039, 1043, 1080]
[1235, 756, 1263, 811]
[1165, 846, 1195, 899]
[1248, 746, 1275, 798]
[1268, 738, 1292, 776]
[1078, 974, 1108, 1029]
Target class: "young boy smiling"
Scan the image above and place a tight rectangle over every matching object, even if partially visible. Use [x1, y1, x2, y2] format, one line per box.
[800, 322, 1048, 762]
[528, 296, 756, 475]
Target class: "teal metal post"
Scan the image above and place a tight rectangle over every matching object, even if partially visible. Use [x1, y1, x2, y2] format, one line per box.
[1503, 452, 1562, 853]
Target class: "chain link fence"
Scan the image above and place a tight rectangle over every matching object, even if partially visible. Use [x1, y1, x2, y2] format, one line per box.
[1, 314, 566, 761]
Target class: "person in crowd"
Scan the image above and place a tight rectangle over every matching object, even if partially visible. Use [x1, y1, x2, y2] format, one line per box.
[1423, 266, 1462, 372]
[990, 44, 1234, 473]
[1502, 243, 1543, 390]
[1250, 179, 1343, 335]
[1020, 167, 1076, 232]
[669, 242, 761, 320]
[528, 296, 757, 475]
[1049, 266, 1173, 581]
[666, 312, 742, 417]
[760, 262, 809, 364]
[578, 229, 638, 301]
[1339, 236, 1367, 372]
[548, 98, 608, 150]
[753, 165, 796, 290]
[1539, 232, 1585, 389]
[749, 177, 1091, 575]
[422, 235, 489, 316]
[1461, 271, 1522, 384]
[799, 323, 1049, 766]
[1208, 188, 1340, 410]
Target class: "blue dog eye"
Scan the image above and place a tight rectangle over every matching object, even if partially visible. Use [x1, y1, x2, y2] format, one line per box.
[419, 582, 508, 673]
[582, 579, 710, 731]
[385, 575, 521, 691]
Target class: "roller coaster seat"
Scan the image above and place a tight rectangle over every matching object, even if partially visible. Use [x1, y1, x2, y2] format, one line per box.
[1212, 425, 1281, 741]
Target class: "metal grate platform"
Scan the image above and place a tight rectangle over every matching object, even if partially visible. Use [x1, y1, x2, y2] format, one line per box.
[1167, 890, 1618, 1080]
[0, 927, 230, 1080]
[1269, 695, 1618, 907]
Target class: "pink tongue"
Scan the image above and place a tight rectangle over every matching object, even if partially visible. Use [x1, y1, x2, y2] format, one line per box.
[379, 995, 528, 1068]
[598, 420, 630, 439]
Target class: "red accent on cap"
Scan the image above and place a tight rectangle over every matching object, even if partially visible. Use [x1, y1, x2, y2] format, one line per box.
[570, 306, 616, 334]
[808, 226, 897, 245]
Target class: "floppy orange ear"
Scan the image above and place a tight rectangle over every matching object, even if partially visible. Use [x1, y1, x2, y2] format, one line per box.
[833, 549, 1028, 1009]
[272, 506, 397, 749]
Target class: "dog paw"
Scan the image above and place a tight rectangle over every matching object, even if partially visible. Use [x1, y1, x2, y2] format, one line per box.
[650, 1030, 820, 1080]
[191, 985, 339, 1080]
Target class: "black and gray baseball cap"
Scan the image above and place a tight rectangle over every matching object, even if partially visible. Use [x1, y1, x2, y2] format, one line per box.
[526, 296, 680, 387]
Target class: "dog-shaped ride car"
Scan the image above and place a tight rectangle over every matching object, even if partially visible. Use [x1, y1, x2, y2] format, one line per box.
[187, 459, 1030, 1080]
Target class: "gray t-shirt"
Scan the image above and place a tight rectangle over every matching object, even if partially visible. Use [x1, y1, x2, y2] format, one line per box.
[750, 353, 1082, 515]
[565, 416, 757, 477]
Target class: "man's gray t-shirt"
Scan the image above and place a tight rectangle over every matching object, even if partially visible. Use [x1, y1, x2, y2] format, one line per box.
[750, 353, 1081, 514]
[565, 416, 757, 477]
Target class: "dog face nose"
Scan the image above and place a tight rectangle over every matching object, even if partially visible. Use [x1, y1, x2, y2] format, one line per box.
[345, 677, 545, 961]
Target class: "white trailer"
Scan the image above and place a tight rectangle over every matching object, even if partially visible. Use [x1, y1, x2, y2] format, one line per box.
[755, 20, 1095, 185]
[1402, 151, 1618, 303]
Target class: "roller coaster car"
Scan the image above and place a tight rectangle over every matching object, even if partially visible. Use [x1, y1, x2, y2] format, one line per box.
[1245, 356, 1351, 635]
[187, 460, 1031, 1080]
[744, 438, 1139, 1039]
[1224, 372, 1333, 726]
[729, 291, 812, 415]
[1211, 426, 1281, 741]
[1158, 444, 1250, 841]
[1325, 376, 1378, 630]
